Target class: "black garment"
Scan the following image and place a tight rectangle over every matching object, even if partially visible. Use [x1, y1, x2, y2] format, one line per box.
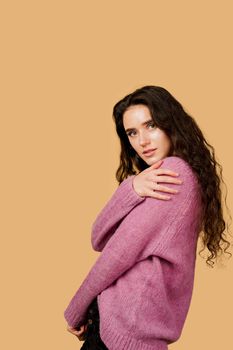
[80, 297, 108, 350]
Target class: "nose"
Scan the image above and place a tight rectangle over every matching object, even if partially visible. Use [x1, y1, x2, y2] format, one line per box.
[139, 131, 150, 146]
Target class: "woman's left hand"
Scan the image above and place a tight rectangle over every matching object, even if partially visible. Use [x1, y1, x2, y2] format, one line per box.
[66, 323, 88, 341]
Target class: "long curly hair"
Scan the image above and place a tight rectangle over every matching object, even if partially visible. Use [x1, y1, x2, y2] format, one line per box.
[112, 85, 232, 268]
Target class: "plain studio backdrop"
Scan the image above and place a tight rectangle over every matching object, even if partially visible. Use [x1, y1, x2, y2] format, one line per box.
[0, 1, 232, 349]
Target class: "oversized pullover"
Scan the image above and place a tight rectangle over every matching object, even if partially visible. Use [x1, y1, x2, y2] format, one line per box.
[64, 156, 203, 350]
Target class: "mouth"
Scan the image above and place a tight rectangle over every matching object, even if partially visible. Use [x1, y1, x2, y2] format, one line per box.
[143, 148, 157, 157]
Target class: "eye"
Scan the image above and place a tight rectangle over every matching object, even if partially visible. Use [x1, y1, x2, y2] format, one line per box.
[126, 122, 156, 137]
[148, 121, 156, 128]
[127, 130, 136, 137]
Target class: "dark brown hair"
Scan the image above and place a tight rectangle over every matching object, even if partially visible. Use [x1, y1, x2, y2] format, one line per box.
[112, 85, 232, 268]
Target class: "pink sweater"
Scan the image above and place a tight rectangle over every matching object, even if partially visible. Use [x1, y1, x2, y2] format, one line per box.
[64, 156, 203, 350]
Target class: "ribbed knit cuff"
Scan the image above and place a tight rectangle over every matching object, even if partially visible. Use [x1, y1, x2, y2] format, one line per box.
[99, 304, 168, 350]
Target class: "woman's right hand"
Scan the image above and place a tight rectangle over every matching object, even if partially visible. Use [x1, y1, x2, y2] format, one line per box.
[132, 159, 183, 200]
[66, 323, 88, 341]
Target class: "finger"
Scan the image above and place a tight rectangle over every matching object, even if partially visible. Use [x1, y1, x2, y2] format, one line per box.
[154, 184, 179, 194]
[154, 175, 183, 184]
[149, 190, 171, 200]
[67, 325, 84, 336]
[67, 326, 76, 334]
[146, 159, 163, 171]
[68, 329, 79, 336]
[76, 325, 85, 335]
[77, 326, 88, 341]
[78, 323, 89, 335]
[154, 168, 180, 176]
[150, 159, 163, 167]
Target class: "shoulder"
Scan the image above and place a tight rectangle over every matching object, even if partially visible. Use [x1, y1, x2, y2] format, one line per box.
[143, 155, 201, 209]
[129, 156, 201, 231]
[161, 156, 198, 186]
[159, 156, 203, 222]
[120, 157, 202, 233]
[161, 155, 191, 170]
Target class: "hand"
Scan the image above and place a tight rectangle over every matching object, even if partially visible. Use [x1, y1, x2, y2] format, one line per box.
[132, 159, 183, 200]
[66, 323, 88, 341]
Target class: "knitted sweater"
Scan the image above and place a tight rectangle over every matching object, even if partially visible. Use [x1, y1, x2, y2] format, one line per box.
[64, 156, 203, 350]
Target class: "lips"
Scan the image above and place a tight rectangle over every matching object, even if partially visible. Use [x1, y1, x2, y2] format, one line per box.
[143, 148, 156, 154]
[142, 148, 157, 158]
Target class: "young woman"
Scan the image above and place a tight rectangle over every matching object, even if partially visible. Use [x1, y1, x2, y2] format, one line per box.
[64, 86, 232, 350]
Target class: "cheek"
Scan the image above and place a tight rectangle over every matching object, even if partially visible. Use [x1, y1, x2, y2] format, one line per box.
[164, 135, 172, 150]
[156, 131, 171, 150]
[157, 130, 168, 142]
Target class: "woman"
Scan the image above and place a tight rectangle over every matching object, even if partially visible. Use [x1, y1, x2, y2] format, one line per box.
[64, 85, 232, 349]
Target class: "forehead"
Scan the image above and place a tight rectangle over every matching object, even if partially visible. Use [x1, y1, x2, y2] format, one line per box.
[123, 104, 152, 126]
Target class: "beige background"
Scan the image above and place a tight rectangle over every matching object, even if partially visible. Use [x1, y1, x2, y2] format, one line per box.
[1, 1, 232, 349]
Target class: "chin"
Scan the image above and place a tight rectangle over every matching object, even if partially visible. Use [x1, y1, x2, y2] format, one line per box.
[147, 155, 168, 165]
[148, 156, 161, 164]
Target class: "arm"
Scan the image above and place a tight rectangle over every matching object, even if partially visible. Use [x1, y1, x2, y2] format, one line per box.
[64, 157, 199, 328]
[91, 175, 145, 252]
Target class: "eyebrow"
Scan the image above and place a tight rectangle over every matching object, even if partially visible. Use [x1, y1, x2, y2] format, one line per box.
[125, 119, 153, 133]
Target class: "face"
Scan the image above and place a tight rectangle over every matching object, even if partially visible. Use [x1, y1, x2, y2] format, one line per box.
[123, 104, 172, 165]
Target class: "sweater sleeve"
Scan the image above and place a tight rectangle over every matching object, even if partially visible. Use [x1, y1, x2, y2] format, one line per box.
[91, 175, 146, 252]
[64, 157, 200, 328]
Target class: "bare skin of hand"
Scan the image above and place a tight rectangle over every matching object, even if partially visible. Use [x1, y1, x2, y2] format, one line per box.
[133, 159, 183, 199]
[67, 323, 89, 341]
